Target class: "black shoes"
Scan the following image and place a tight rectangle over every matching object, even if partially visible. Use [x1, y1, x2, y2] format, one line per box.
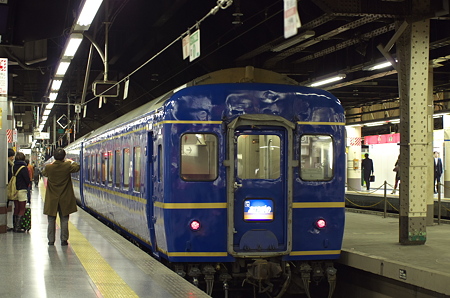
[48, 242, 54, 246]
[61, 241, 68, 246]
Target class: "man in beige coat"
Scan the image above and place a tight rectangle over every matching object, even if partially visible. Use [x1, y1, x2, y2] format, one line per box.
[42, 148, 80, 246]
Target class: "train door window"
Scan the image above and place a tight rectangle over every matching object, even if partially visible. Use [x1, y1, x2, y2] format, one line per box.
[300, 135, 334, 181]
[237, 135, 280, 179]
[180, 133, 218, 181]
[115, 149, 121, 188]
[101, 152, 108, 185]
[86, 155, 90, 182]
[134, 146, 141, 192]
[123, 148, 130, 190]
[108, 151, 113, 185]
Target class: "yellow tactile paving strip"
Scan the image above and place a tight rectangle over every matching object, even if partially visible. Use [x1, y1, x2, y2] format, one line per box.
[68, 221, 139, 297]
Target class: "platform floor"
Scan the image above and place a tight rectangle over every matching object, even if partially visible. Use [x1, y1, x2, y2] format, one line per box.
[341, 210, 450, 296]
[0, 183, 210, 298]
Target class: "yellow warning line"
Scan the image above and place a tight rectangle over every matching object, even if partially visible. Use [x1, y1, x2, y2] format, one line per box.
[68, 222, 139, 297]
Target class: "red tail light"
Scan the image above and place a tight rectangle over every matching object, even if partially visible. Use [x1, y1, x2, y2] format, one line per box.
[190, 220, 201, 231]
[316, 219, 326, 229]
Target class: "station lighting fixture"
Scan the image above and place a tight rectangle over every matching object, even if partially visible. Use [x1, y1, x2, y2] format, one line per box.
[49, 92, 58, 102]
[362, 60, 397, 71]
[63, 34, 84, 58]
[306, 74, 346, 87]
[43, 109, 52, 116]
[46, 102, 55, 110]
[75, 0, 104, 29]
[55, 61, 71, 76]
[50, 80, 63, 91]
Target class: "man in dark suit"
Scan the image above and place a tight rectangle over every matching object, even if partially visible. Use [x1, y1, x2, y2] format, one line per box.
[434, 151, 443, 194]
[361, 153, 374, 190]
[42, 148, 80, 246]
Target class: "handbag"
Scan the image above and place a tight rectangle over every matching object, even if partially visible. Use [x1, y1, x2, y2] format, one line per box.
[369, 175, 375, 182]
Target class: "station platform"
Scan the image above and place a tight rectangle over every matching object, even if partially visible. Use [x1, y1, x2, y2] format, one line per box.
[0, 184, 210, 298]
[340, 210, 450, 297]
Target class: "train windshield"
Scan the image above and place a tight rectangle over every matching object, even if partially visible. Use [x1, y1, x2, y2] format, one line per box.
[237, 134, 281, 180]
[300, 135, 334, 181]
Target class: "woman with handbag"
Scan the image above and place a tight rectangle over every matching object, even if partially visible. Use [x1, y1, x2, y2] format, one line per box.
[12, 152, 31, 233]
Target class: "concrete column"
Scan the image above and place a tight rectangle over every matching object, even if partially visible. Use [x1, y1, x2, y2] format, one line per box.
[0, 58, 8, 233]
[346, 125, 362, 191]
[443, 115, 450, 198]
[397, 10, 430, 244]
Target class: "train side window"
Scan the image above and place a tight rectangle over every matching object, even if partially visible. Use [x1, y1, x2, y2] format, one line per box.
[237, 134, 280, 179]
[123, 148, 130, 190]
[300, 135, 334, 181]
[134, 147, 141, 192]
[115, 150, 121, 188]
[180, 133, 218, 181]
[158, 145, 163, 182]
[108, 151, 113, 185]
[101, 152, 108, 185]
[91, 155, 96, 182]
[97, 154, 101, 184]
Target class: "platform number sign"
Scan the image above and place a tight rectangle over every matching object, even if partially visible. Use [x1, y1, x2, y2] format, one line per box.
[284, 0, 301, 39]
[189, 29, 200, 62]
[0, 58, 7, 95]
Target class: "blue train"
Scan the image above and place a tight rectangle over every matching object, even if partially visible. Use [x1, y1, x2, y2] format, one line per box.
[63, 67, 346, 297]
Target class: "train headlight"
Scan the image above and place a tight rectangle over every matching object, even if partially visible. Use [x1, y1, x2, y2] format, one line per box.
[315, 219, 326, 229]
[190, 220, 201, 231]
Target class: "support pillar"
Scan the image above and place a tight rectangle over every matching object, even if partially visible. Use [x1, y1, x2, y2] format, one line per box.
[443, 114, 450, 198]
[397, 8, 430, 244]
[0, 58, 8, 233]
[346, 125, 362, 191]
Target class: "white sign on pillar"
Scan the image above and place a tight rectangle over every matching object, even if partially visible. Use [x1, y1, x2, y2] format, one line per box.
[182, 35, 190, 60]
[0, 58, 7, 95]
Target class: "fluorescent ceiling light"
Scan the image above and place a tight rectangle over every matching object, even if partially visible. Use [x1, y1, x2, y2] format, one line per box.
[56, 61, 70, 76]
[42, 115, 49, 122]
[272, 30, 315, 52]
[51, 80, 63, 91]
[363, 60, 397, 71]
[365, 121, 387, 127]
[46, 102, 55, 110]
[49, 92, 58, 102]
[43, 109, 51, 116]
[63, 34, 83, 57]
[76, 0, 103, 27]
[390, 119, 400, 124]
[307, 74, 346, 87]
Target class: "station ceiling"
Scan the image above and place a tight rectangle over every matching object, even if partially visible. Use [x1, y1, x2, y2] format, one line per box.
[1, 0, 450, 139]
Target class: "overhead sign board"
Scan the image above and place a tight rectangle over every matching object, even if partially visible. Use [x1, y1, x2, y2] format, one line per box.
[92, 81, 119, 97]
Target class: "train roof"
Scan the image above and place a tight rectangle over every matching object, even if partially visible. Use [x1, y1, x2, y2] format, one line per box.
[66, 67, 341, 150]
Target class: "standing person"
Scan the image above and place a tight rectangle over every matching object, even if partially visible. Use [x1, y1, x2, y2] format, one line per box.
[391, 155, 400, 194]
[42, 148, 80, 246]
[33, 163, 41, 187]
[12, 152, 31, 233]
[434, 151, 443, 194]
[361, 153, 374, 190]
[25, 159, 33, 204]
[7, 148, 15, 231]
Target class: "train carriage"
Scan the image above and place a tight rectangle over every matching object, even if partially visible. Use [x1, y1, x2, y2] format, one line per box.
[63, 67, 345, 297]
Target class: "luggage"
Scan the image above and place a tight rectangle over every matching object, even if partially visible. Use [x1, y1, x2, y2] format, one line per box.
[20, 205, 31, 231]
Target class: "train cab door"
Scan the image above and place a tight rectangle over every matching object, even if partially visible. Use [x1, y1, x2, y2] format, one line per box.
[146, 132, 159, 258]
[226, 115, 295, 257]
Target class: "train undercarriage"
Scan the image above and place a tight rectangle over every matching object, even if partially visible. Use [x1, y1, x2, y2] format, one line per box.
[171, 259, 337, 298]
